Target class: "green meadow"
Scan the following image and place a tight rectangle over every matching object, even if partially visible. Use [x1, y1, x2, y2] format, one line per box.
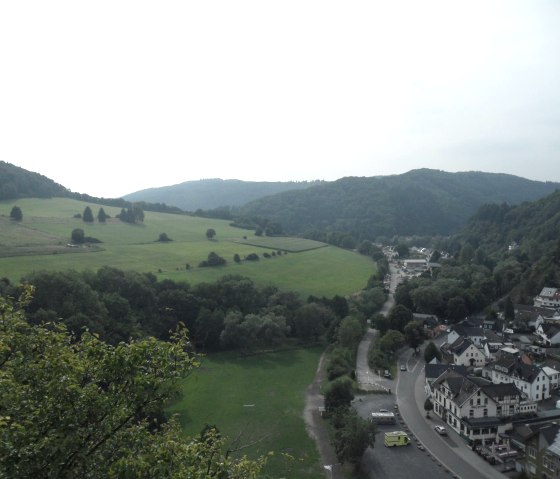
[0, 197, 375, 298]
[167, 348, 324, 479]
[1, 197, 374, 478]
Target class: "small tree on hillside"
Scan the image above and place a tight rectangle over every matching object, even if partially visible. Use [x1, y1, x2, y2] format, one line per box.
[97, 207, 107, 223]
[71, 228, 85, 244]
[83, 206, 94, 223]
[10, 206, 22, 221]
[206, 228, 216, 240]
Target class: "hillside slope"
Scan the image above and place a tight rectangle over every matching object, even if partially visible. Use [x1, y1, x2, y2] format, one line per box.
[123, 179, 322, 211]
[239, 169, 560, 239]
[0, 161, 69, 200]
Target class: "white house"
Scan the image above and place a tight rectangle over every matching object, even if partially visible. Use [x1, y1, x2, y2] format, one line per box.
[443, 337, 486, 367]
[536, 322, 560, 346]
[489, 357, 552, 401]
[447, 325, 486, 348]
[534, 287, 560, 309]
[544, 366, 560, 391]
[431, 370, 535, 443]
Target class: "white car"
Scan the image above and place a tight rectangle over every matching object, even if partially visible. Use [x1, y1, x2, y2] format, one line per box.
[434, 425, 447, 435]
[400, 364, 406, 371]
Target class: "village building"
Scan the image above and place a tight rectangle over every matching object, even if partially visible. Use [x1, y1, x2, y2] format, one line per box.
[488, 357, 553, 401]
[534, 287, 560, 309]
[430, 370, 537, 443]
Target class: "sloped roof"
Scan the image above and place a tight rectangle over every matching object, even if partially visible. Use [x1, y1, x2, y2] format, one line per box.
[482, 383, 522, 400]
[433, 370, 479, 406]
[448, 337, 478, 356]
[541, 322, 560, 337]
[425, 363, 468, 380]
[451, 324, 485, 338]
[538, 287, 560, 299]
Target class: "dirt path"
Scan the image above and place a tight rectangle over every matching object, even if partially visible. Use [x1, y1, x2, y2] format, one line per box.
[303, 262, 399, 478]
[302, 348, 343, 478]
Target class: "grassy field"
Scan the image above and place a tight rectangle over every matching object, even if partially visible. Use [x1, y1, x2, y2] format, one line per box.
[167, 348, 324, 479]
[0, 198, 375, 298]
[233, 236, 328, 252]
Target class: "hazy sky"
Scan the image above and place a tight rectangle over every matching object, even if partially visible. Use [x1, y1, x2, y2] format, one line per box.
[1, 1, 559, 198]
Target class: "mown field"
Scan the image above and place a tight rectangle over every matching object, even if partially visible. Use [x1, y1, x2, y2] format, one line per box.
[167, 348, 324, 479]
[0, 198, 375, 298]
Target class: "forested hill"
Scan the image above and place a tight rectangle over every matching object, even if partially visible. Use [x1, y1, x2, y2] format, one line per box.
[239, 169, 560, 239]
[123, 178, 323, 211]
[452, 189, 560, 301]
[0, 161, 69, 199]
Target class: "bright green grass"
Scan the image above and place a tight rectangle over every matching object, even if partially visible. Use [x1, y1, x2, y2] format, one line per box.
[0, 198, 375, 298]
[168, 348, 324, 479]
[233, 236, 327, 252]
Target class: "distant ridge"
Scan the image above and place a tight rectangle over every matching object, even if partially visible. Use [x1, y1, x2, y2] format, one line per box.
[123, 178, 323, 211]
[238, 169, 560, 239]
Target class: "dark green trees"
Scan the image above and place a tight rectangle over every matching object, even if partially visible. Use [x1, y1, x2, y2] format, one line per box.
[206, 228, 216, 240]
[71, 228, 85, 244]
[0, 289, 264, 478]
[9, 205, 22, 221]
[424, 341, 442, 363]
[97, 207, 107, 223]
[199, 252, 226, 267]
[83, 206, 94, 222]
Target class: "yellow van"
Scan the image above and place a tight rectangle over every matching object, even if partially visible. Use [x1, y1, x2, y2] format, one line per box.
[384, 431, 410, 447]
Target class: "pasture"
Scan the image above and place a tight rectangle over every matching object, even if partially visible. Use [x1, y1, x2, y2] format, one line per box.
[0, 198, 375, 298]
[167, 347, 324, 479]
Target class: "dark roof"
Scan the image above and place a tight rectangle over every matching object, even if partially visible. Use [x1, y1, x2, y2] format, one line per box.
[482, 383, 522, 400]
[514, 304, 557, 321]
[541, 322, 560, 337]
[463, 416, 504, 427]
[490, 357, 544, 383]
[448, 337, 476, 355]
[433, 370, 479, 406]
[451, 324, 485, 338]
[425, 363, 468, 380]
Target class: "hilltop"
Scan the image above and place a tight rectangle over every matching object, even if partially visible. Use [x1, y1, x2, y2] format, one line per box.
[123, 178, 323, 211]
[238, 169, 560, 239]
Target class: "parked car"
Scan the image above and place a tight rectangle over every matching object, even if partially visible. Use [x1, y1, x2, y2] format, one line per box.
[434, 425, 447, 435]
[383, 370, 392, 378]
[400, 364, 407, 371]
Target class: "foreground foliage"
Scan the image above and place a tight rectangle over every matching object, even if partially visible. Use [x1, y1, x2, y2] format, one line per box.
[0, 288, 264, 479]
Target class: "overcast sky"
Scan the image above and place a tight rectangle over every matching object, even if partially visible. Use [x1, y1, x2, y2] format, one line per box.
[1, 1, 559, 198]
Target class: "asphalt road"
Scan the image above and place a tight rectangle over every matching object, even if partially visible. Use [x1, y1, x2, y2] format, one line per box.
[396, 351, 506, 479]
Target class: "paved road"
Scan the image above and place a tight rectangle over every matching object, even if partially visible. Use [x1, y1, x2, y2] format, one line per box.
[397, 347, 507, 478]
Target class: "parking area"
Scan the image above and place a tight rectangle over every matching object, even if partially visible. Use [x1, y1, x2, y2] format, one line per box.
[353, 393, 456, 479]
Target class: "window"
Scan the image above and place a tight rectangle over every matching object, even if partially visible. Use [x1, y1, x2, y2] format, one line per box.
[484, 398, 488, 405]
[527, 446, 537, 459]
[469, 409, 474, 417]
[483, 408, 488, 417]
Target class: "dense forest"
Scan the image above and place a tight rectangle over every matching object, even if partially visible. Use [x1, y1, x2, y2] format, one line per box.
[392, 189, 560, 324]
[237, 169, 560, 239]
[0, 267, 386, 352]
[0, 161, 69, 199]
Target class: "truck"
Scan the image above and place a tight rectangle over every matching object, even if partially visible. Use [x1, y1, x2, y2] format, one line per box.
[384, 431, 411, 447]
[371, 412, 396, 424]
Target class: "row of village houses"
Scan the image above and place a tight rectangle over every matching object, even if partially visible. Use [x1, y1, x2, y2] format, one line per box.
[422, 287, 560, 477]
